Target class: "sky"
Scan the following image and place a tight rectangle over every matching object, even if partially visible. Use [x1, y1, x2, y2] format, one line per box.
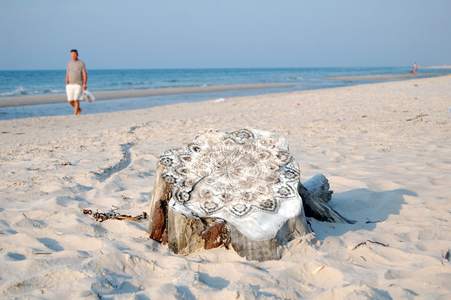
[1, 0, 450, 70]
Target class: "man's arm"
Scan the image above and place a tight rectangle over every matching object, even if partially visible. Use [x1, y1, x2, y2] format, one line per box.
[82, 63, 88, 90]
[65, 64, 69, 84]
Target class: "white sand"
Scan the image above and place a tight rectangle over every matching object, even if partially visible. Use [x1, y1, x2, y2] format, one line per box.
[1, 75, 450, 299]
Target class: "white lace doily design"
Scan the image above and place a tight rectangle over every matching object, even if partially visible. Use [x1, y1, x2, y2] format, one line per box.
[159, 129, 303, 241]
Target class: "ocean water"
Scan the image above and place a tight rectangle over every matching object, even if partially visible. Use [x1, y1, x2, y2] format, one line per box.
[0, 67, 450, 120]
[1, 67, 450, 97]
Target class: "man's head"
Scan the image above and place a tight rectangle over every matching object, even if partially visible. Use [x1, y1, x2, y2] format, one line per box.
[70, 49, 78, 60]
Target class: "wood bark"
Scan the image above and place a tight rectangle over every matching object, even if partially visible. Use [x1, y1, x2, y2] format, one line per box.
[148, 163, 352, 261]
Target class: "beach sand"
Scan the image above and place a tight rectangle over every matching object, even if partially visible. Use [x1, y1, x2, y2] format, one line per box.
[0, 83, 292, 108]
[0, 75, 450, 299]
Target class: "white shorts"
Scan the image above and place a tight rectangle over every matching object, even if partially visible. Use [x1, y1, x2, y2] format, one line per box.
[66, 84, 83, 101]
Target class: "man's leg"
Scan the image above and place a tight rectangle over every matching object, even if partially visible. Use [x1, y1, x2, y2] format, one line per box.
[67, 85, 75, 112]
[74, 100, 81, 115]
[69, 100, 76, 114]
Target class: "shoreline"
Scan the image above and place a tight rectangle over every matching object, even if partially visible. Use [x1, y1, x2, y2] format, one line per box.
[2, 70, 450, 110]
[1, 74, 451, 121]
[329, 72, 442, 81]
[0, 82, 293, 108]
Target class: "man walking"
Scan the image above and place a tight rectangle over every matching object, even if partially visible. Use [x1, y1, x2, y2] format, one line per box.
[65, 49, 88, 115]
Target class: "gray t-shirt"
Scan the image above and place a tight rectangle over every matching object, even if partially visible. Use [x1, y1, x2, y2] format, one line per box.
[66, 60, 86, 85]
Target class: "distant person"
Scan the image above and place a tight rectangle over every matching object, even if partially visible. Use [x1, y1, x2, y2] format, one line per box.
[410, 63, 418, 75]
[65, 49, 88, 115]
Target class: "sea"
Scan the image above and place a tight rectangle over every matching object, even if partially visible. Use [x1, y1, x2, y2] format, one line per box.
[0, 67, 450, 120]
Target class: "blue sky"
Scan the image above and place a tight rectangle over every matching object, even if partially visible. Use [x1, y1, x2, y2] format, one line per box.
[1, 0, 450, 69]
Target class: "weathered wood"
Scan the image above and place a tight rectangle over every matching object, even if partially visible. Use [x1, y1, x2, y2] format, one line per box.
[148, 163, 348, 260]
[299, 174, 355, 224]
[302, 174, 333, 203]
[202, 221, 228, 250]
[149, 164, 229, 254]
[166, 207, 205, 255]
[148, 164, 170, 242]
[148, 129, 352, 261]
[227, 208, 312, 261]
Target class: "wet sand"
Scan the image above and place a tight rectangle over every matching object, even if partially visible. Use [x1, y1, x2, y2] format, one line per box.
[329, 73, 432, 81]
[0, 82, 293, 108]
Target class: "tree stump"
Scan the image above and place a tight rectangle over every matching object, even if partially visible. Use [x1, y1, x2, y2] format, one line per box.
[148, 129, 352, 261]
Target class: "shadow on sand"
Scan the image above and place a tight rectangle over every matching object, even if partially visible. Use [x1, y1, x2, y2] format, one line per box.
[311, 188, 417, 239]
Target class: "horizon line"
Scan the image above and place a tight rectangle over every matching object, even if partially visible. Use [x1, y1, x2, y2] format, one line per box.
[0, 65, 416, 72]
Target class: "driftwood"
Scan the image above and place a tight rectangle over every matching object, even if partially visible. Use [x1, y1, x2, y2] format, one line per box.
[148, 129, 352, 261]
[299, 175, 354, 224]
[82, 208, 148, 222]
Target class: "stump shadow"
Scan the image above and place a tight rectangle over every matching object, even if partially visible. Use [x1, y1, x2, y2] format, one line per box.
[311, 188, 417, 239]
